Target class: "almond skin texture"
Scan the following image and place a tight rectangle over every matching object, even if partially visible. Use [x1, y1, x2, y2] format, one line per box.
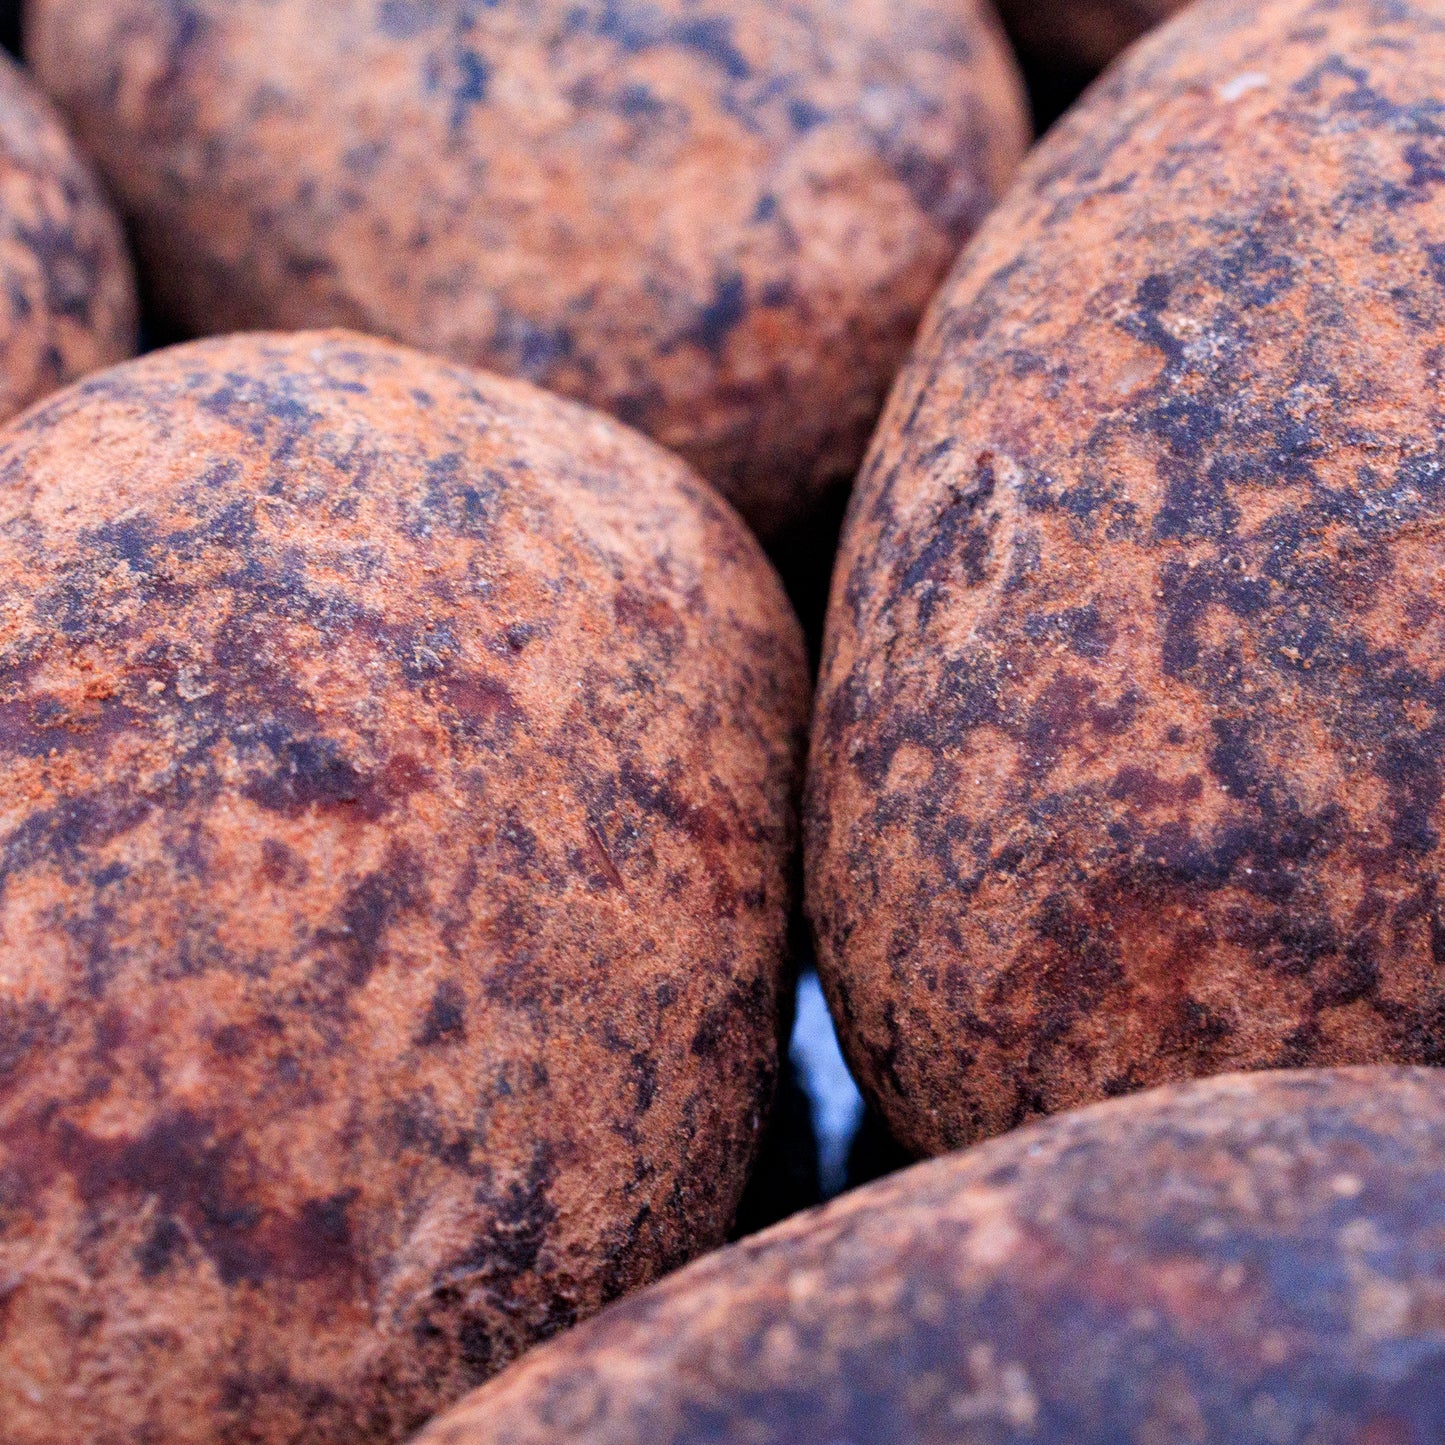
[24, 0, 1028, 540]
[412, 1069, 1445, 1444]
[808, 0, 1445, 1158]
[0, 331, 808, 1444]
[0, 48, 134, 422]
[995, 0, 1184, 74]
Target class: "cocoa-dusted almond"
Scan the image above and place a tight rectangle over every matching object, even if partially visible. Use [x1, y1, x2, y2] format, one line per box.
[0, 330, 808, 1444]
[25, 0, 1028, 538]
[809, 0, 1445, 1155]
[414, 1069, 1445, 1444]
[0, 48, 134, 422]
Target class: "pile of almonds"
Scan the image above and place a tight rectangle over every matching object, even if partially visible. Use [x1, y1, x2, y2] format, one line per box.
[2, 3, 1444, 1442]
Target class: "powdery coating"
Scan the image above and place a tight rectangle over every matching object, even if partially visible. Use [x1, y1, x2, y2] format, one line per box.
[0, 332, 809, 1444]
[25, 0, 1028, 540]
[995, 0, 1184, 74]
[0, 49, 134, 423]
[808, 0, 1445, 1158]
[413, 1068, 1445, 1444]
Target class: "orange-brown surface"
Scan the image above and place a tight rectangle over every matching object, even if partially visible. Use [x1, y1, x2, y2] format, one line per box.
[996, 0, 1184, 74]
[809, 0, 1445, 1157]
[26, 0, 1028, 539]
[0, 49, 133, 423]
[0, 331, 809, 1443]
[413, 1069, 1445, 1444]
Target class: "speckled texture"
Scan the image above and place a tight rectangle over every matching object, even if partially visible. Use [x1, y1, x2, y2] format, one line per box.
[808, 0, 1445, 1157]
[0, 331, 808, 1444]
[0, 48, 134, 424]
[412, 1068, 1445, 1444]
[996, 0, 1183, 74]
[25, 0, 1028, 541]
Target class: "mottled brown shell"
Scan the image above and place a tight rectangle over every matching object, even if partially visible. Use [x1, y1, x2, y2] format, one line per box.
[995, 0, 1184, 74]
[0, 48, 134, 423]
[25, 0, 1028, 540]
[0, 331, 808, 1443]
[808, 0, 1445, 1157]
[414, 1068, 1445, 1444]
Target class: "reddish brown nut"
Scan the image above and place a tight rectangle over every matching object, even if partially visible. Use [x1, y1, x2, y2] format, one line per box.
[413, 1068, 1445, 1444]
[995, 0, 1184, 75]
[23, 0, 1028, 540]
[808, 0, 1445, 1157]
[0, 331, 808, 1444]
[0, 48, 134, 423]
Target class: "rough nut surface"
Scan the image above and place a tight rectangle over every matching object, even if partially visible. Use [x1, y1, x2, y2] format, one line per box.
[414, 1068, 1445, 1444]
[995, 0, 1184, 74]
[0, 331, 809, 1444]
[808, 0, 1445, 1156]
[25, 0, 1028, 538]
[0, 48, 134, 424]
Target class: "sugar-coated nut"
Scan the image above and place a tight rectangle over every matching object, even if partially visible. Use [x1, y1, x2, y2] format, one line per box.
[809, 0, 1445, 1155]
[0, 331, 809, 1444]
[411, 1069, 1445, 1443]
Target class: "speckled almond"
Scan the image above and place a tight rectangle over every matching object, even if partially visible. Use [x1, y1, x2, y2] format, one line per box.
[0, 48, 134, 423]
[996, 0, 1183, 74]
[808, 0, 1445, 1157]
[23, 0, 1027, 540]
[0, 330, 809, 1444]
[412, 1068, 1445, 1444]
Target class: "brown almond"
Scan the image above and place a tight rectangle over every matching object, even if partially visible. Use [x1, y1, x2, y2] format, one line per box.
[0, 330, 808, 1443]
